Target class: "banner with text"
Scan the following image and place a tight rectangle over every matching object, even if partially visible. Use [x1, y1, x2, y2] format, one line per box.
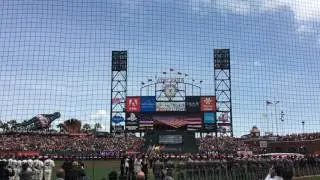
[186, 96, 200, 112]
[156, 101, 186, 112]
[141, 96, 156, 112]
[200, 96, 216, 112]
[126, 96, 141, 112]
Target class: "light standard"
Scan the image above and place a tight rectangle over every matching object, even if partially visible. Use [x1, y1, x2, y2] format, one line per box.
[301, 121, 305, 133]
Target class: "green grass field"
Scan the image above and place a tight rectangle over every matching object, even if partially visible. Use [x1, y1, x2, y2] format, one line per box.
[51, 160, 320, 180]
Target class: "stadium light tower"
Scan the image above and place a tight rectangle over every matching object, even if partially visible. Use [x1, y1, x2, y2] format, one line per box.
[214, 49, 233, 136]
[110, 51, 127, 134]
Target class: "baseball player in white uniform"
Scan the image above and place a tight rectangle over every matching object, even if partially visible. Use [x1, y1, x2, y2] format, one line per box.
[38, 159, 44, 180]
[7, 158, 15, 180]
[14, 160, 21, 180]
[33, 160, 41, 180]
[43, 158, 55, 180]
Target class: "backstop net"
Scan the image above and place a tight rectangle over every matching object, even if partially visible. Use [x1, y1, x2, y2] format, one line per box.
[0, 1, 319, 137]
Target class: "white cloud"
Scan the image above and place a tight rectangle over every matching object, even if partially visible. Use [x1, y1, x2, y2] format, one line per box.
[263, 0, 320, 22]
[297, 24, 317, 33]
[193, 0, 320, 38]
[91, 109, 107, 119]
[195, 0, 320, 22]
[90, 109, 110, 132]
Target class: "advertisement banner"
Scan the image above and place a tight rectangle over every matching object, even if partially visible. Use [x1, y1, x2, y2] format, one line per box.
[218, 113, 229, 122]
[141, 96, 156, 112]
[125, 125, 139, 132]
[139, 113, 153, 124]
[203, 112, 216, 124]
[156, 101, 185, 112]
[16, 150, 40, 157]
[200, 96, 216, 112]
[126, 112, 139, 125]
[185, 96, 200, 112]
[139, 113, 153, 131]
[112, 116, 124, 124]
[125, 112, 139, 132]
[203, 124, 217, 131]
[126, 97, 141, 112]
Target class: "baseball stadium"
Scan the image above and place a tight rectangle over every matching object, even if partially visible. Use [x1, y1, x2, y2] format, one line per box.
[1, 1, 320, 180]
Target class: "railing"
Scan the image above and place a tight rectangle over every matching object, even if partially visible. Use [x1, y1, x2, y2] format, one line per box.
[170, 165, 320, 180]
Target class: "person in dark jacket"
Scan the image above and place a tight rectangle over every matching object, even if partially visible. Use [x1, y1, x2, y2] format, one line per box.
[141, 158, 148, 180]
[0, 160, 14, 180]
[108, 171, 118, 180]
[62, 159, 73, 180]
[120, 156, 125, 176]
[66, 161, 82, 180]
[19, 163, 35, 180]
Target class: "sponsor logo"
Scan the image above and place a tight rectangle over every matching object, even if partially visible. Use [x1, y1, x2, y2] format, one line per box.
[126, 126, 138, 130]
[204, 112, 216, 124]
[218, 113, 229, 122]
[200, 96, 216, 111]
[112, 116, 124, 124]
[140, 96, 156, 112]
[126, 97, 140, 112]
[127, 113, 137, 122]
[186, 96, 200, 112]
[156, 102, 185, 112]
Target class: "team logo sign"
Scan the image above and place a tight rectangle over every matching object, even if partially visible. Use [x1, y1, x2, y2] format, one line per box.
[126, 97, 141, 112]
[200, 96, 216, 111]
[164, 84, 178, 98]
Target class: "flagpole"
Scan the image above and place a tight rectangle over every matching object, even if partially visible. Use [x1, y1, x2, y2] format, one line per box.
[265, 102, 269, 135]
[274, 101, 280, 135]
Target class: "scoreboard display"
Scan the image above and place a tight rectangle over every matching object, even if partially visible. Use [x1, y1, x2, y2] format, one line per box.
[158, 135, 183, 144]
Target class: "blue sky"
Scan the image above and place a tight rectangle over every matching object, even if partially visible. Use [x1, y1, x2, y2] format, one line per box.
[0, 0, 320, 136]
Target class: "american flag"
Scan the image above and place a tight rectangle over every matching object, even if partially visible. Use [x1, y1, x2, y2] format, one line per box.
[266, 101, 273, 105]
[139, 124, 153, 127]
[153, 115, 201, 128]
[139, 121, 153, 124]
[154, 119, 185, 128]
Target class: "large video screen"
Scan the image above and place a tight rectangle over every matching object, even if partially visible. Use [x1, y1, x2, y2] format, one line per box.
[159, 135, 183, 144]
[125, 96, 217, 132]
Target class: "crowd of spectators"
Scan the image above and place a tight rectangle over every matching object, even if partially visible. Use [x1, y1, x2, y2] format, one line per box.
[275, 133, 320, 141]
[0, 131, 320, 158]
[0, 132, 143, 153]
[198, 136, 250, 154]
